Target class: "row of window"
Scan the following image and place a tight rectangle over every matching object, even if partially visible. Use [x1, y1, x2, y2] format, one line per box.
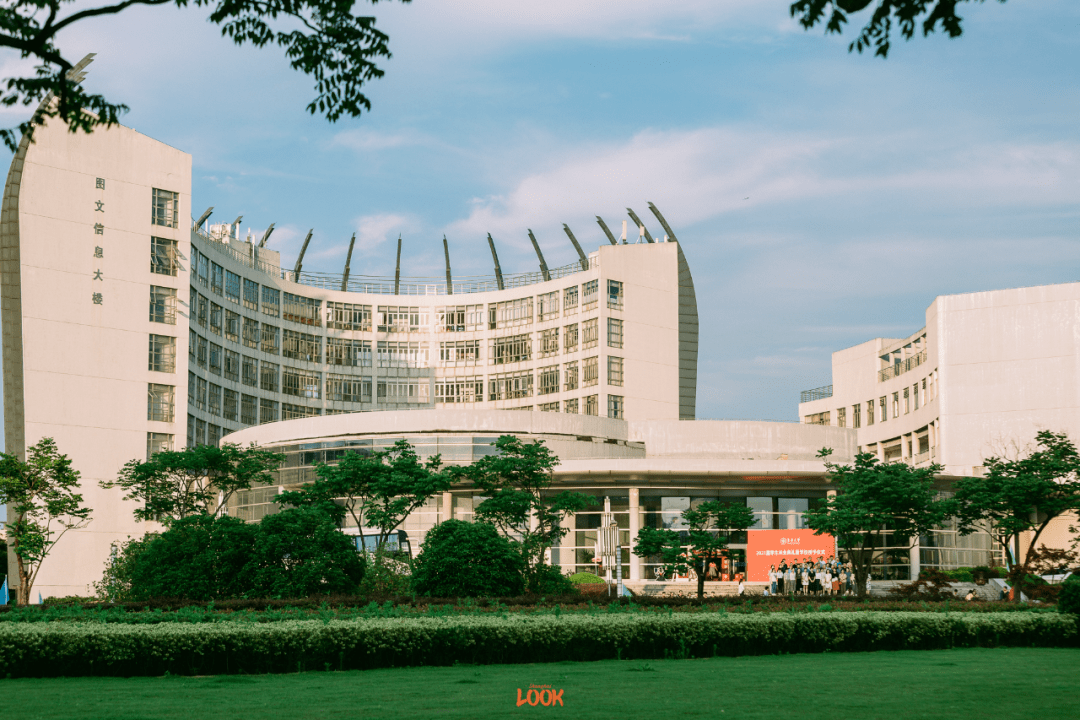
[808, 372, 937, 428]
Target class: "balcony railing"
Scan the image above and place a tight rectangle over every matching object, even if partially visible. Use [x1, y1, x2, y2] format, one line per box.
[800, 384, 833, 403]
[878, 351, 927, 382]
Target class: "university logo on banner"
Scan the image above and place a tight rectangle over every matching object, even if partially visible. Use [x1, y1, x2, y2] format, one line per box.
[746, 528, 837, 582]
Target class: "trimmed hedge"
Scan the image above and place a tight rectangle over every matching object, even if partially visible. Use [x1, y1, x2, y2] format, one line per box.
[0, 611, 1073, 677]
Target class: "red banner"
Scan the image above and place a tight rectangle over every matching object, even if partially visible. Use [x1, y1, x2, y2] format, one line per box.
[746, 529, 837, 582]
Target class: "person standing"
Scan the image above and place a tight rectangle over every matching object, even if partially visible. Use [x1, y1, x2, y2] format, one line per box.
[769, 565, 777, 595]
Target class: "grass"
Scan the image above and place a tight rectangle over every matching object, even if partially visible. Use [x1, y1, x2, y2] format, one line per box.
[8, 647, 1078, 720]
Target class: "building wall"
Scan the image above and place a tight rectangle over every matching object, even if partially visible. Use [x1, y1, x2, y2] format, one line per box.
[1, 117, 191, 597]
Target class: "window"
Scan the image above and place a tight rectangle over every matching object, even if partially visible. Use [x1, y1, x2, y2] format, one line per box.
[208, 424, 222, 446]
[241, 356, 258, 387]
[196, 335, 207, 369]
[150, 237, 178, 276]
[607, 318, 623, 349]
[326, 374, 372, 403]
[582, 318, 598, 349]
[564, 323, 579, 352]
[242, 317, 260, 349]
[377, 379, 430, 404]
[804, 411, 830, 425]
[209, 342, 223, 376]
[488, 371, 533, 401]
[903, 387, 910, 414]
[913, 383, 920, 411]
[259, 398, 279, 424]
[435, 376, 484, 404]
[328, 301, 372, 331]
[151, 188, 178, 228]
[147, 383, 174, 422]
[377, 341, 427, 368]
[490, 333, 531, 365]
[241, 394, 258, 425]
[223, 388, 238, 421]
[880, 396, 887, 423]
[867, 399, 875, 426]
[377, 305, 426, 332]
[584, 394, 599, 416]
[224, 271, 240, 304]
[283, 369, 322, 399]
[223, 349, 240, 382]
[188, 371, 196, 408]
[209, 303, 222, 336]
[853, 403, 861, 429]
[327, 337, 372, 367]
[260, 361, 279, 393]
[487, 298, 532, 329]
[538, 365, 560, 395]
[224, 309, 240, 342]
[582, 280, 598, 309]
[195, 377, 207, 411]
[607, 394, 624, 419]
[186, 417, 195, 448]
[194, 249, 209, 288]
[892, 392, 900, 418]
[564, 398, 579, 413]
[564, 360, 579, 391]
[435, 304, 482, 332]
[929, 372, 935, 401]
[539, 401, 560, 412]
[195, 294, 208, 328]
[583, 356, 599, 386]
[148, 335, 176, 373]
[563, 285, 578, 315]
[607, 280, 623, 310]
[188, 330, 197, 362]
[539, 328, 559, 358]
[921, 378, 927, 407]
[194, 419, 206, 446]
[837, 406, 846, 428]
[537, 291, 559, 321]
[607, 356, 623, 386]
[261, 286, 280, 317]
[283, 404, 322, 420]
[261, 324, 280, 355]
[146, 432, 173, 460]
[283, 292, 321, 326]
[208, 383, 222, 416]
[439, 339, 480, 366]
[149, 286, 177, 324]
[210, 263, 223, 296]
[243, 279, 259, 311]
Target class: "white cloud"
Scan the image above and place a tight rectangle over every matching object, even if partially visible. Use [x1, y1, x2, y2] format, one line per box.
[353, 213, 418, 255]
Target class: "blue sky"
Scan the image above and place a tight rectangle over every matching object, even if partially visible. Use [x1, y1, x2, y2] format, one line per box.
[1, 0, 1078, 439]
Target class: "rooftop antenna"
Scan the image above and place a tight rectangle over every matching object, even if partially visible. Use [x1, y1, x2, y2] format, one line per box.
[562, 224, 590, 270]
[194, 206, 214, 228]
[394, 235, 402, 295]
[258, 223, 276, 248]
[620, 220, 627, 244]
[595, 216, 618, 245]
[647, 202, 679, 244]
[293, 229, 313, 277]
[231, 215, 243, 241]
[527, 229, 551, 282]
[487, 234, 505, 290]
[626, 208, 654, 243]
[443, 235, 453, 295]
[340, 232, 356, 291]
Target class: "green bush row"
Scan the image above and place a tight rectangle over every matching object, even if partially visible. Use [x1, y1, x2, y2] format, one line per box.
[0, 611, 1073, 677]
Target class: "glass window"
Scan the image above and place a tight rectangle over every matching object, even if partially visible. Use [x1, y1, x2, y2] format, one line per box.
[486, 298, 532, 329]
[148, 334, 176, 373]
[538, 365, 560, 395]
[434, 376, 483, 404]
[224, 309, 240, 342]
[583, 356, 598, 386]
[328, 301, 372, 331]
[261, 286, 280, 317]
[607, 394, 624, 419]
[747, 497, 772, 530]
[284, 292, 322, 326]
[564, 360, 579, 391]
[564, 398, 579, 414]
[149, 286, 177, 324]
[582, 280, 598, 309]
[150, 237, 178, 276]
[582, 318, 598, 348]
[607, 318, 623, 348]
[563, 285, 579, 314]
[243, 279, 259, 311]
[210, 263, 224, 296]
[607, 280, 623, 310]
[327, 374, 372, 403]
[241, 356, 258, 387]
[537, 291, 559, 321]
[261, 324, 280, 355]
[241, 394, 258, 425]
[564, 323, 579, 352]
[209, 342, 223, 376]
[224, 349, 240, 382]
[151, 188, 178, 228]
[146, 432, 173, 460]
[778, 498, 808, 530]
[259, 398, 279, 424]
[327, 337, 372, 367]
[224, 271, 241, 304]
[607, 356, 623, 386]
[283, 369, 322, 399]
[147, 383, 174, 422]
[490, 334, 531, 365]
[583, 394, 598, 416]
[260, 361, 279, 392]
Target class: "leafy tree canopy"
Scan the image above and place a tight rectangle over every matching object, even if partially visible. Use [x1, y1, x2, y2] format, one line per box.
[0, 0, 408, 151]
[0, 437, 92, 605]
[250, 506, 366, 597]
[804, 448, 952, 597]
[411, 519, 526, 598]
[790, 0, 1006, 57]
[103, 442, 285, 524]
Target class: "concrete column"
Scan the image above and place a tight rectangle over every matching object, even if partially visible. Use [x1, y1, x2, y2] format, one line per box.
[441, 492, 452, 524]
[629, 488, 640, 581]
[910, 536, 921, 581]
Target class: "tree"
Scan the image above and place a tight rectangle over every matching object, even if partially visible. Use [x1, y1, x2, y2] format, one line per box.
[790, 0, 1006, 58]
[804, 449, 952, 598]
[0, 438, 92, 605]
[451, 436, 595, 570]
[250, 506, 366, 597]
[0, 0, 409, 151]
[632, 501, 755, 603]
[103, 443, 284, 524]
[277, 439, 450, 556]
[411, 520, 526, 598]
[954, 430, 1080, 600]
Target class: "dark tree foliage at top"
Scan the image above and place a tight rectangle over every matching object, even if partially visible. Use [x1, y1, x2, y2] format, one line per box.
[790, 0, 1007, 57]
[0, 0, 409, 151]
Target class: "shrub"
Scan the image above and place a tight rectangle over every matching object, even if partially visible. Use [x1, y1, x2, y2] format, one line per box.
[356, 556, 412, 597]
[569, 572, 605, 585]
[129, 514, 257, 601]
[892, 569, 957, 601]
[1058, 578, 1080, 615]
[411, 520, 525, 597]
[93, 535, 158, 601]
[251, 507, 366, 597]
[526, 564, 577, 595]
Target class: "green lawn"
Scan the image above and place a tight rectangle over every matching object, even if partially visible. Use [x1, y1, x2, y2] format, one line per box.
[10, 647, 1078, 720]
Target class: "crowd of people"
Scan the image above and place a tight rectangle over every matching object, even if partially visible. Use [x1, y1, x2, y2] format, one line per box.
[766, 556, 861, 596]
